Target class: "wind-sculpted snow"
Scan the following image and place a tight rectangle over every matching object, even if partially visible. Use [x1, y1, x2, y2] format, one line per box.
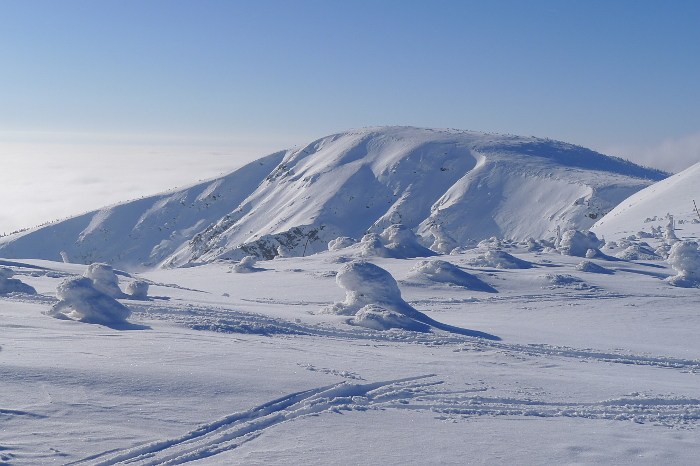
[0, 127, 665, 269]
[0, 266, 36, 295]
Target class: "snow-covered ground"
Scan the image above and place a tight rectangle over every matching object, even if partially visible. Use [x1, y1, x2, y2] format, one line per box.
[1, 238, 699, 464]
[2, 128, 699, 465]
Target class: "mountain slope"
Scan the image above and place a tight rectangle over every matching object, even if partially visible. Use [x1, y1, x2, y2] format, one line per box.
[0, 127, 667, 269]
[592, 160, 700, 241]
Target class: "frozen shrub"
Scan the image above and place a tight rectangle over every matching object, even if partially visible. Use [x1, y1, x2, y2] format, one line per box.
[665, 216, 679, 244]
[328, 236, 357, 251]
[522, 238, 542, 252]
[322, 260, 426, 322]
[666, 241, 700, 281]
[359, 233, 393, 258]
[0, 267, 36, 295]
[575, 260, 613, 274]
[615, 244, 661, 261]
[407, 260, 497, 292]
[428, 225, 458, 254]
[126, 280, 149, 299]
[379, 224, 436, 258]
[467, 250, 532, 269]
[350, 304, 430, 331]
[83, 263, 125, 298]
[557, 230, 603, 257]
[231, 255, 261, 273]
[276, 245, 291, 258]
[46, 277, 131, 324]
[655, 243, 671, 259]
[603, 241, 618, 249]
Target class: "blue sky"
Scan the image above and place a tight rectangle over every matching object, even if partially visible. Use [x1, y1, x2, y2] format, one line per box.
[1, 0, 699, 231]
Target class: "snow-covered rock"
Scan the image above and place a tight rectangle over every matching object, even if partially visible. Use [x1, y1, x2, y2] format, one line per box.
[47, 277, 131, 324]
[0, 127, 665, 269]
[0, 267, 36, 295]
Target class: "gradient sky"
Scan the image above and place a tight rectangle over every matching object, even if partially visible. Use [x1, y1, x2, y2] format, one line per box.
[1, 0, 699, 232]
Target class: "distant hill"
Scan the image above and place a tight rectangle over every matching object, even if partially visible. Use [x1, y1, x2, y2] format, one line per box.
[0, 126, 668, 269]
[592, 161, 700, 241]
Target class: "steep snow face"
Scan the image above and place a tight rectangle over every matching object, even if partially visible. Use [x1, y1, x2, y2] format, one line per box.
[0, 127, 666, 270]
[592, 161, 700, 242]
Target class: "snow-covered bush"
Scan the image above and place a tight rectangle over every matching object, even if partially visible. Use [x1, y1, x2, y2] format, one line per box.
[328, 236, 357, 251]
[575, 260, 613, 274]
[231, 255, 261, 273]
[615, 244, 661, 261]
[349, 304, 430, 332]
[360, 225, 436, 259]
[322, 260, 428, 332]
[428, 225, 458, 254]
[83, 263, 125, 298]
[359, 233, 393, 258]
[126, 280, 149, 299]
[665, 216, 679, 244]
[0, 267, 37, 295]
[466, 250, 532, 269]
[557, 230, 603, 257]
[666, 241, 700, 286]
[521, 238, 542, 252]
[407, 260, 497, 292]
[46, 277, 131, 325]
[379, 224, 436, 258]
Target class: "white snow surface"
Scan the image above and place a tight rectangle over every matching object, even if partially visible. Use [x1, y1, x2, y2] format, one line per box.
[593, 160, 700, 242]
[0, 127, 665, 270]
[1, 240, 700, 464]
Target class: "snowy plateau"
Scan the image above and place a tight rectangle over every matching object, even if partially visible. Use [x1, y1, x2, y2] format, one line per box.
[1, 126, 700, 465]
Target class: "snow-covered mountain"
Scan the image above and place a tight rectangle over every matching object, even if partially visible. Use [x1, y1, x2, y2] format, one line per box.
[0, 127, 667, 269]
[592, 161, 700, 242]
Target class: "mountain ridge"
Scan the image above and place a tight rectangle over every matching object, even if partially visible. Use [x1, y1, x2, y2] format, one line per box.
[0, 126, 668, 269]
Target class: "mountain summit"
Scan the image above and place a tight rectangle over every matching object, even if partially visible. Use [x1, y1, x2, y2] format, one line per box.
[0, 127, 667, 269]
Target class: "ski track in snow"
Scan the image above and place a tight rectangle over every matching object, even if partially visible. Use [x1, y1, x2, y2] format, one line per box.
[69, 375, 700, 465]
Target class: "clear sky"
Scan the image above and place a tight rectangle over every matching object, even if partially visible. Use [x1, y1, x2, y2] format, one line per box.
[1, 0, 699, 232]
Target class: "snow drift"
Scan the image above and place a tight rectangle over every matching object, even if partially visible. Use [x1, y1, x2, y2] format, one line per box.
[0, 127, 666, 270]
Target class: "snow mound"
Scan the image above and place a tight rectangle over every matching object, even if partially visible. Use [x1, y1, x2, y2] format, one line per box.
[466, 250, 532, 269]
[328, 237, 357, 251]
[350, 304, 430, 332]
[83, 263, 125, 298]
[0, 267, 37, 295]
[46, 277, 132, 324]
[126, 280, 149, 299]
[407, 260, 497, 292]
[614, 244, 661, 261]
[575, 260, 613, 274]
[558, 230, 603, 257]
[541, 273, 591, 289]
[666, 241, 700, 287]
[231, 256, 262, 273]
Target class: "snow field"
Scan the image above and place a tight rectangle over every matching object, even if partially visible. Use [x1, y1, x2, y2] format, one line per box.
[1, 238, 700, 464]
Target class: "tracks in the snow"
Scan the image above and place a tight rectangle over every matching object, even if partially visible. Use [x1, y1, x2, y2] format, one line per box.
[71, 374, 700, 465]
